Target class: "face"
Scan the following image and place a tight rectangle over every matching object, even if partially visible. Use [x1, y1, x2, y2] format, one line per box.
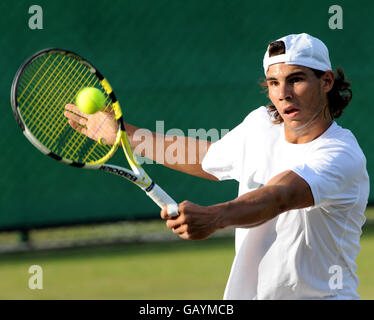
[266, 63, 333, 132]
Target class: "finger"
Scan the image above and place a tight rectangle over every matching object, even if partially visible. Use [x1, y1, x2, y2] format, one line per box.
[68, 120, 87, 135]
[64, 111, 87, 126]
[65, 104, 87, 118]
[172, 224, 187, 235]
[160, 207, 168, 219]
[166, 216, 184, 229]
[102, 105, 114, 114]
[161, 206, 176, 220]
[179, 233, 191, 240]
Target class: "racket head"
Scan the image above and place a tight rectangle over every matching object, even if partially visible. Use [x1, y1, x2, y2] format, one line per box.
[11, 48, 125, 167]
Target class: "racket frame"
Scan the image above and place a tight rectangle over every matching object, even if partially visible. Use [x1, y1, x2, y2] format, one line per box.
[11, 48, 178, 216]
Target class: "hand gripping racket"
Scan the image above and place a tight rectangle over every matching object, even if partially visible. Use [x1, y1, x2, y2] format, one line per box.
[11, 48, 179, 217]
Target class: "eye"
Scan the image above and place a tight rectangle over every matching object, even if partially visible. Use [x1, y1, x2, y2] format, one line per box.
[289, 77, 303, 83]
[268, 80, 279, 86]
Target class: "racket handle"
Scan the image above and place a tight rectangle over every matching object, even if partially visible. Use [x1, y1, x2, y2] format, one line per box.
[146, 183, 179, 217]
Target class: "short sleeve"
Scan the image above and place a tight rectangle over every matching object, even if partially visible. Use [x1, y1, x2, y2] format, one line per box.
[202, 106, 271, 182]
[291, 143, 366, 208]
[202, 107, 271, 181]
[201, 120, 246, 181]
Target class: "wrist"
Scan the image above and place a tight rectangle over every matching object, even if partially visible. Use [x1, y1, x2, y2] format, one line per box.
[209, 201, 232, 230]
[125, 123, 136, 138]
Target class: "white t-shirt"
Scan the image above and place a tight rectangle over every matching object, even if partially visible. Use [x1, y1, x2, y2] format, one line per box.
[202, 106, 369, 300]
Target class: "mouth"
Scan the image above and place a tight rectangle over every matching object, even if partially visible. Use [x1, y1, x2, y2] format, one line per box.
[283, 106, 299, 116]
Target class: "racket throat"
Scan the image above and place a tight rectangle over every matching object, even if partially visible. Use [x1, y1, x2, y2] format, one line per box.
[99, 164, 138, 182]
[120, 133, 152, 187]
[145, 181, 155, 192]
[98, 164, 152, 191]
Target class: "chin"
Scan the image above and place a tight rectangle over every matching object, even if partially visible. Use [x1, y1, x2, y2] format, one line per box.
[284, 119, 304, 129]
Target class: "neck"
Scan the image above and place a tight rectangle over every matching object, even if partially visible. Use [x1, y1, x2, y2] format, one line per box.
[284, 110, 333, 144]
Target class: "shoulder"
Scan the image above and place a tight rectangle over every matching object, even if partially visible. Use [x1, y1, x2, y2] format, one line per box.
[218, 106, 273, 138]
[242, 106, 273, 125]
[315, 122, 366, 161]
[206, 106, 273, 153]
[310, 123, 367, 178]
[236, 106, 276, 135]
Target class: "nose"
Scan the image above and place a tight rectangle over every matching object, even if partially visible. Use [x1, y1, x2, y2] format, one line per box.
[278, 82, 292, 101]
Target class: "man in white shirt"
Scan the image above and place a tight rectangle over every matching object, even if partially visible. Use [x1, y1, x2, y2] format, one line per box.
[65, 33, 369, 299]
[160, 33, 369, 299]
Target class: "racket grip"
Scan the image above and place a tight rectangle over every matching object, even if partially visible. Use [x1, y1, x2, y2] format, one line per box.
[146, 183, 179, 217]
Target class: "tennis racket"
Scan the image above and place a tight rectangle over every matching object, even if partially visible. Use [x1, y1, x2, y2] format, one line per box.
[10, 48, 179, 217]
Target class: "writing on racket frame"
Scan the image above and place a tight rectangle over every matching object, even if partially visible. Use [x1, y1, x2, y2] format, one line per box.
[10, 48, 178, 216]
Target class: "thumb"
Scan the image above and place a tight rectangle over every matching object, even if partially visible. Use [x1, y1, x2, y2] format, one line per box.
[160, 206, 169, 220]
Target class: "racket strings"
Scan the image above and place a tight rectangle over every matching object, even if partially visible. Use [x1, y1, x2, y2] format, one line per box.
[26, 56, 75, 132]
[17, 51, 114, 163]
[18, 55, 54, 102]
[39, 65, 93, 144]
[56, 69, 98, 155]
[21, 55, 62, 116]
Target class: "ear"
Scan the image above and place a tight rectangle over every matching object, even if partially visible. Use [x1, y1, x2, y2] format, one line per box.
[321, 70, 335, 93]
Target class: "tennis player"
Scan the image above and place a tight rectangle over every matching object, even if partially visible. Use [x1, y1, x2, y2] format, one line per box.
[160, 33, 370, 300]
[65, 33, 369, 299]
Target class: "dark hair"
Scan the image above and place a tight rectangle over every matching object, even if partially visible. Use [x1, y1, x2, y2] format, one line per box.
[262, 40, 352, 124]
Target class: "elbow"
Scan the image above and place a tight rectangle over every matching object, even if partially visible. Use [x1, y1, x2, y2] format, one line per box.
[269, 185, 290, 217]
[269, 183, 307, 216]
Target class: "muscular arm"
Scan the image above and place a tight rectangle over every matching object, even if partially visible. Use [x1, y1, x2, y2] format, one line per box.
[216, 170, 314, 228]
[63, 104, 217, 181]
[125, 123, 218, 181]
[162, 170, 314, 239]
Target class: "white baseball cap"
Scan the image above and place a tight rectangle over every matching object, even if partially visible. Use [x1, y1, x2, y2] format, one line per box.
[263, 33, 332, 75]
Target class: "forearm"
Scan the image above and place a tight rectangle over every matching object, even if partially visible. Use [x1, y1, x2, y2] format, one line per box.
[162, 171, 314, 240]
[162, 185, 284, 240]
[212, 171, 313, 230]
[125, 123, 218, 180]
[213, 185, 284, 229]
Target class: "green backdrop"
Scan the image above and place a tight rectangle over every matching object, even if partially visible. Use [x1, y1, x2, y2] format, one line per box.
[0, 0, 372, 230]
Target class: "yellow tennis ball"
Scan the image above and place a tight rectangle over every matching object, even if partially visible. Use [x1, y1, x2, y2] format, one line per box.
[76, 87, 105, 114]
